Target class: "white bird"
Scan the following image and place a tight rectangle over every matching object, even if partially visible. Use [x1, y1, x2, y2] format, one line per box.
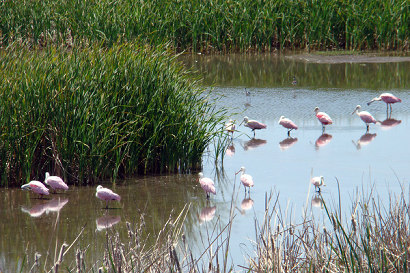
[44, 172, 69, 192]
[235, 166, 254, 195]
[311, 176, 325, 192]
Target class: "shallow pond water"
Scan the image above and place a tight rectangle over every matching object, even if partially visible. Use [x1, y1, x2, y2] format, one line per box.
[1, 53, 409, 271]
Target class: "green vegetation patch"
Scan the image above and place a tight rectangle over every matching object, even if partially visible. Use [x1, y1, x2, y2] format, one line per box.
[0, 0, 408, 52]
[0, 43, 225, 186]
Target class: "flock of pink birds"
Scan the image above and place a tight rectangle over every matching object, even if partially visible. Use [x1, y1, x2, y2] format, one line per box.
[21, 93, 402, 206]
[198, 92, 402, 200]
[21, 173, 121, 209]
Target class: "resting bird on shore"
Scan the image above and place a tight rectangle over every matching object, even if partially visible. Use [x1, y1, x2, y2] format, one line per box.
[278, 116, 298, 136]
[198, 172, 216, 199]
[44, 172, 69, 192]
[96, 185, 121, 209]
[21, 181, 50, 198]
[241, 116, 267, 137]
[314, 107, 333, 132]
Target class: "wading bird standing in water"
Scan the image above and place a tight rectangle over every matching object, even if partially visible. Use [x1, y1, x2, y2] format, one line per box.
[278, 116, 298, 136]
[367, 92, 401, 114]
[21, 181, 50, 198]
[352, 105, 378, 132]
[225, 119, 236, 138]
[314, 107, 333, 133]
[44, 172, 69, 192]
[241, 116, 267, 137]
[198, 172, 216, 200]
[96, 185, 121, 209]
[236, 166, 254, 195]
[311, 176, 325, 193]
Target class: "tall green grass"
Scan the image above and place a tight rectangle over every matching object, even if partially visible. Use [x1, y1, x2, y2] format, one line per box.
[0, 0, 408, 52]
[0, 43, 226, 186]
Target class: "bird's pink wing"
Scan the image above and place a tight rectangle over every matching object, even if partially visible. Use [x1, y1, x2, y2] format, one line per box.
[241, 174, 254, 187]
[97, 189, 121, 201]
[247, 120, 267, 130]
[30, 181, 49, 195]
[360, 112, 377, 124]
[47, 177, 69, 190]
[317, 112, 333, 124]
[280, 119, 298, 130]
[200, 178, 216, 195]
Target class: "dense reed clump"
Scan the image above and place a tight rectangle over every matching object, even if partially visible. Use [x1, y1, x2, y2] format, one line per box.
[250, 188, 410, 272]
[0, 43, 226, 186]
[0, 0, 408, 52]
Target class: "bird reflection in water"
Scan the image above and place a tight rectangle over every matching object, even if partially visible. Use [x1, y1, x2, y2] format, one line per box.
[380, 118, 401, 130]
[352, 133, 377, 150]
[198, 206, 216, 223]
[311, 194, 324, 209]
[21, 198, 69, 218]
[243, 138, 267, 151]
[315, 133, 332, 150]
[279, 137, 298, 151]
[240, 198, 254, 215]
[96, 215, 121, 231]
[226, 144, 235, 157]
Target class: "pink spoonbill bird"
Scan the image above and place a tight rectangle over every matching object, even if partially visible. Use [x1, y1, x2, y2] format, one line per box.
[314, 107, 333, 132]
[367, 92, 401, 113]
[235, 166, 254, 195]
[96, 185, 121, 209]
[198, 172, 216, 199]
[352, 105, 379, 132]
[21, 181, 50, 198]
[241, 116, 267, 137]
[44, 172, 69, 192]
[278, 116, 298, 136]
[225, 119, 236, 138]
[311, 176, 325, 193]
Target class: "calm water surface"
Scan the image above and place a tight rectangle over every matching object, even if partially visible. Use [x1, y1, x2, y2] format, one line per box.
[1, 54, 409, 271]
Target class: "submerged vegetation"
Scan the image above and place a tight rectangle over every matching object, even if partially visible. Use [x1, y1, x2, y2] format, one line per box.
[0, 0, 408, 52]
[0, 43, 226, 186]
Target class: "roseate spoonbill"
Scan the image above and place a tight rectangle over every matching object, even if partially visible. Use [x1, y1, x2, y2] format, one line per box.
[225, 119, 236, 138]
[96, 185, 121, 209]
[241, 116, 267, 137]
[311, 176, 325, 193]
[367, 93, 401, 113]
[235, 166, 254, 194]
[314, 107, 333, 132]
[44, 172, 69, 192]
[21, 181, 49, 198]
[278, 116, 298, 136]
[279, 137, 298, 151]
[315, 133, 332, 150]
[352, 105, 379, 132]
[198, 172, 216, 199]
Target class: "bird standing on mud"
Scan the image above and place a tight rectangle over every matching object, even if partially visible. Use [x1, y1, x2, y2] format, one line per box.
[198, 172, 216, 199]
[96, 185, 121, 209]
[314, 107, 333, 133]
[241, 116, 267, 137]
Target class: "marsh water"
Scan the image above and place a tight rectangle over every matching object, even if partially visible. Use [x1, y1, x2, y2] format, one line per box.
[1, 53, 409, 271]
